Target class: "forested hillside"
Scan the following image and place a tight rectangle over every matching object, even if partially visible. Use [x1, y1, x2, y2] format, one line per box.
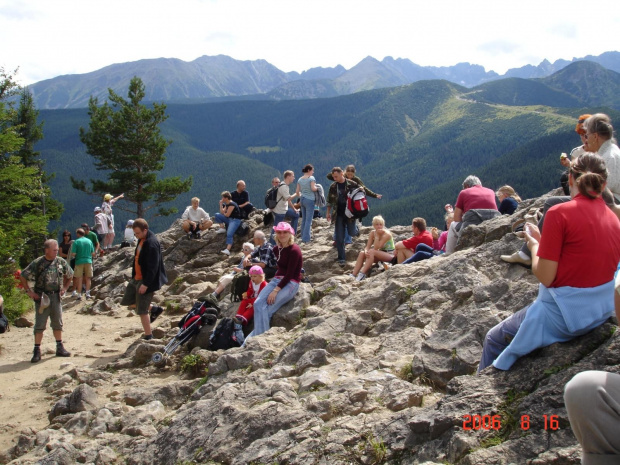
[37, 78, 618, 237]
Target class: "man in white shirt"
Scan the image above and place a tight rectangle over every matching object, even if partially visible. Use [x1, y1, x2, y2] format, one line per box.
[181, 197, 213, 239]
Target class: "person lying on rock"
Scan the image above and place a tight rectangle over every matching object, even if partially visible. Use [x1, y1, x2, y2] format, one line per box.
[243, 222, 303, 343]
[393, 217, 433, 264]
[232, 265, 267, 345]
[401, 212, 454, 264]
[206, 242, 255, 304]
[479, 153, 620, 372]
[349, 215, 394, 281]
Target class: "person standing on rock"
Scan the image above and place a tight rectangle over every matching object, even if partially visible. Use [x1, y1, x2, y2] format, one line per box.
[19, 239, 74, 363]
[269, 171, 299, 245]
[295, 164, 318, 243]
[243, 222, 302, 343]
[479, 154, 620, 372]
[93, 206, 110, 246]
[101, 193, 124, 251]
[70, 228, 95, 301]
[120, 218, 167, 340]
[326, 167, 370, 267]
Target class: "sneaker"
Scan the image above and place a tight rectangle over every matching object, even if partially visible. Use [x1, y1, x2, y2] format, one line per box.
[85, 292, 91, 300]
[356, 272, 366, 282]
[348, 273, 356, 278]
[142, 334, 153, 341]
[215, 228, 226, 234]
[75, 295, 82, 301]
[56, 344, 71, 357]
[338, 260, 346, 267]
[221, 249, 230, 256]
[31, 347, 41, 363]
[150, 305, 164, 323]
[71, 290, 77, 298]
[500, 251, 532, 267]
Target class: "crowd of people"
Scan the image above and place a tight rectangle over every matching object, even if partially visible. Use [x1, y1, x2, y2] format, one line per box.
[13, 113, 620, 461]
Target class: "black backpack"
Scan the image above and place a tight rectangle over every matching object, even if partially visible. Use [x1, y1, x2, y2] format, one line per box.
[0, 313, 9, 334]
[209, 317, 241, 351]
[235, 221, 250, 237]
[264, 182, 284, 209]
[229, 271, 250, 302]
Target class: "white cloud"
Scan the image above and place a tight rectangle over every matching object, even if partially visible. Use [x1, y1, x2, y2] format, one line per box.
[1, 0, 619, 85]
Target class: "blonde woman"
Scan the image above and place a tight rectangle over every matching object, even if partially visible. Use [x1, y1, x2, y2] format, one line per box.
[244, 222, 303, 341]
[349, 215, 395, 281]
[496, 185, 521, 215]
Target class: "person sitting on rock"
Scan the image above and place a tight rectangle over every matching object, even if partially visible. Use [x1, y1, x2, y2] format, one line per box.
[496, 185, 521, 215]
[181, 197, 213, 239]
[231, 180, 255, 219]
[445, 175, 499, 255]
[243, 230, 277, 280]
[393, 217, 433, 264]
[402, 212, 454, 264]
[243, 222, 303, 343]
[479, 153, 620, 373]
[349, 215, 395, 281]
[213, 191, 243, 256]
[232, 265, 268, 345]
[207, 242, 255, 303]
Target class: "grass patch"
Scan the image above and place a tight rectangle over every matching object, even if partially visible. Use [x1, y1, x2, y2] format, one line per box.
[397, 363, 414, 382]
[180, 354, 208, 377]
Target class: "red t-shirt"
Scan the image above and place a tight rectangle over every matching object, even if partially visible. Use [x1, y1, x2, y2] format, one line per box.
[455, 185, 498, 212]
[537, 194, 620, 288]
[402, 230, 434, 251]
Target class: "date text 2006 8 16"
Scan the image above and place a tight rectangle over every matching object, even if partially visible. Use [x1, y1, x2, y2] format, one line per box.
[462, 414, 560, 431]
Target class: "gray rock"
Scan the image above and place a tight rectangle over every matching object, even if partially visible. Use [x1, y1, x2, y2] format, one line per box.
[49, 384, 99, 421]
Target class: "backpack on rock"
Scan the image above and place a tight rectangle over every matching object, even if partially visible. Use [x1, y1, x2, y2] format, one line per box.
[209, 317, 241, 351]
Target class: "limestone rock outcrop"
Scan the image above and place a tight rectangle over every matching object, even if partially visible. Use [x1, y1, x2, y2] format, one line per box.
[4, 197, 618, 464]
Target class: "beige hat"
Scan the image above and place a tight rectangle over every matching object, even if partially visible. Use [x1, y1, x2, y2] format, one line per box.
[39, 293, 50, 313]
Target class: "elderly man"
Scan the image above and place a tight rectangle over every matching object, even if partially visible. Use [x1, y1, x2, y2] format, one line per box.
[20, 239, 74, 363]
[231, 180, 255, 219]
[181, 197, 213, 239]
[445, 175, 498, 255]
[243, 230, 277, 280]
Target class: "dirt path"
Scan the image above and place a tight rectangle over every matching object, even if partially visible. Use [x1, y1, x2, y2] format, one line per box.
[0, 298, 147, 450]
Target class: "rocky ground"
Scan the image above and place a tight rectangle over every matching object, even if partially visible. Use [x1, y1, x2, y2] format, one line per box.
[0, 195, 618, 465]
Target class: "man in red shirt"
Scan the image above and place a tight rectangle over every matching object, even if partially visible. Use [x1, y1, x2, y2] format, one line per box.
[394, 217, 433, 264]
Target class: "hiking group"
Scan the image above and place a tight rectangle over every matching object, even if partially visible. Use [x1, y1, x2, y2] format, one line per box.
[13, 113, 620, 462]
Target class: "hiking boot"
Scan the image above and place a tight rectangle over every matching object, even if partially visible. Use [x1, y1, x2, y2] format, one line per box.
[150, 305, 164, 323]
[31, 347, 41, 363]
[56, 344, 71, 357]
[338, 260, 346, 268]
[142, 334, 153, 341]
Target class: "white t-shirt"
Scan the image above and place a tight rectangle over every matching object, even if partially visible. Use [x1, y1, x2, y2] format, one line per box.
[182, 206, 210, 223]
[273, 184, 292, 215]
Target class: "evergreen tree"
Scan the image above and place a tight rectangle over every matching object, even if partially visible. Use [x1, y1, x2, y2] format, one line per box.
[74, 76, 192, 218]
[0, 68, 50, 311]
[12, 88, 63, 263]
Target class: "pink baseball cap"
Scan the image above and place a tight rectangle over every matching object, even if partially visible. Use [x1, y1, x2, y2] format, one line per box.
[249, 265, 264, 275]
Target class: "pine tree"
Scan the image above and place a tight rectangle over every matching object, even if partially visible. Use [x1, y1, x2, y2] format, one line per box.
[74, 76, 192, 218]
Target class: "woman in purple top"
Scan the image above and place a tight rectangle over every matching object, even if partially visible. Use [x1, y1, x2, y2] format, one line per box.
[244, 222, 303, 341]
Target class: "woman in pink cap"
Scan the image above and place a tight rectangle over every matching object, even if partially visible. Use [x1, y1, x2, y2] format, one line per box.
[244, 222, 303, 342]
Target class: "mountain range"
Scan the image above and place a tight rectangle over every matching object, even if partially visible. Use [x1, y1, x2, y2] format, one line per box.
[28, 51, 620, 109]
[36, 60, 620, 235]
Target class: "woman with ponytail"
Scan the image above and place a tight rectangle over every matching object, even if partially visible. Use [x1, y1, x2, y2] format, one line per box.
[480, 153, 620, 372]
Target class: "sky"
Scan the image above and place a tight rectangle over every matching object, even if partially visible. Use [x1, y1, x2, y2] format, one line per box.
[2, 0, 619, 86]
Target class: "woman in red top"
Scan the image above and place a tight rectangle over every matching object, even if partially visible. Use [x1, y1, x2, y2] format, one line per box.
[244, 222, 303, 341]
[479, 153, 620, 371]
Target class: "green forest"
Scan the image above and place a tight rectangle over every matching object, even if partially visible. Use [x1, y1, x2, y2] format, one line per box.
[35, 78, 620, 236]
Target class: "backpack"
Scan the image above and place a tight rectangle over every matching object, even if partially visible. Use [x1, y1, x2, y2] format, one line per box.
[314, 183, 327, 208]
[0, 313, 9, 334]
[209, 317, 241, 351]
[235, 221, 250, 237]
[265, 182, 284, 209]
[346, 187, 369, 219]
[229, 271, 250, 302]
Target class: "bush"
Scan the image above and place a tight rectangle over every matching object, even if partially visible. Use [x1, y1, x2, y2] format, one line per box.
[2, 287, 32, 323]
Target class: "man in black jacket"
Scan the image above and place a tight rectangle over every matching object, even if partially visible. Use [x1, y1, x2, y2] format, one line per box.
[120, 218, 168, 340]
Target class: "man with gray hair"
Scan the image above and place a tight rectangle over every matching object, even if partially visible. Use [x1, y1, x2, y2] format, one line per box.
[243, 230, 277, 280]
[445, 175, 498, 255]
[19, 239, 74, 363]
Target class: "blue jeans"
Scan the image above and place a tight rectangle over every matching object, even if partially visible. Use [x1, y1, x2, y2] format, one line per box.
[478, 306, 528, 372]
[243, 277, 299, 342]
[332, 221, 356, 244]
[335, 215, 357, 261]
[214, 213, 241, 245]
[270, 208, 299, 244]
[402, 243, 434, 264]
[300, 197, 315, 242]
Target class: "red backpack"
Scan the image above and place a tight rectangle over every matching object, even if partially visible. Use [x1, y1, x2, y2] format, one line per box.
[346, 187, 369, 219]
